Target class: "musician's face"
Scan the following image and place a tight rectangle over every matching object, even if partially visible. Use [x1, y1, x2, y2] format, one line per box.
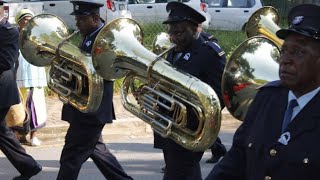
[279, 32, 320, 97]
[75, 14, 98, 37]
[167, 21, 197, 52]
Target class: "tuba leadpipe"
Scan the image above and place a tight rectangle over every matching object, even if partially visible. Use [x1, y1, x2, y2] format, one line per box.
[92, 18, 221, 151]
[19, 14, 104, 113]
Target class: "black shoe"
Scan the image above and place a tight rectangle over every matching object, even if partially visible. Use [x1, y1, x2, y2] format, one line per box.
[13, 163, 42, 180]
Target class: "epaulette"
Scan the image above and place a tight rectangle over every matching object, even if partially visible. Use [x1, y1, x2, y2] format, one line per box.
[205, 41, 226, 59]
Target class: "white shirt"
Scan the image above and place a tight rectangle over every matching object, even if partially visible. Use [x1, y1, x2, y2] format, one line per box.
[288, 87, 320, 120]
[16, 51, 47, 88]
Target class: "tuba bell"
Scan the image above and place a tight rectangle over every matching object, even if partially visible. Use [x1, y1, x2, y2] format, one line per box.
[19, 14, 104, 113]
[222, 6, 282, 121]
[245, 6, 283, 46]
[222, 37, 280, 121]
[152, 32, 172, 56]
[92, 18, 221, 151]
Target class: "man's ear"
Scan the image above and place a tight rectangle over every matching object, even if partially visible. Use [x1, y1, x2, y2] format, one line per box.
[92, 14, 100, 23]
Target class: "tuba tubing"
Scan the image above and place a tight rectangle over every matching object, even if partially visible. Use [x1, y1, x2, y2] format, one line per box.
[245, 6, 283, 47]
[92, 18, 221, 151]
[19, 14, 104, 113]
[221, 6, 282, 121]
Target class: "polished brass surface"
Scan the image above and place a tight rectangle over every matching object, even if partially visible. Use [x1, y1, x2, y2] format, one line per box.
[19, 14, 104, 113]
[92, 18, 221, 151]
[19, 14, 69, 66]
[152, 32, 171, 56]
[222, 36, 280, 121]
[246, 6, 283, 46]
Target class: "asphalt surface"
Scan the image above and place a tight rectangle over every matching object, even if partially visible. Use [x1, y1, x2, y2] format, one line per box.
[0, 94, 242, 179]
[32, 94, 242, 146]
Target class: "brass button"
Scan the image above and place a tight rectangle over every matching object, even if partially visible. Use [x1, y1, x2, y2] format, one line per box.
[269, 149, 277, 156]
[303, 158, 309, 164]
[265, 176, 271, 180]
[248, 143, 252, 148]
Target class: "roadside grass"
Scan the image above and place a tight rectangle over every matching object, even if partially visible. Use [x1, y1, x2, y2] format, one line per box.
[45, 24, 247, 96]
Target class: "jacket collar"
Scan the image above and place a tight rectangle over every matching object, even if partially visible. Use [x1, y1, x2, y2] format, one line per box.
[287, 90, 320, 139]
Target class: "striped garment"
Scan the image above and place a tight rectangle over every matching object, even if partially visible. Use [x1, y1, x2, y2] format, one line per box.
[16, 51, 47, 88]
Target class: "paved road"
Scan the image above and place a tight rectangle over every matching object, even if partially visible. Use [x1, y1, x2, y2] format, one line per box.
[0, 94, 242, 179]
[0, 120, 240, 180]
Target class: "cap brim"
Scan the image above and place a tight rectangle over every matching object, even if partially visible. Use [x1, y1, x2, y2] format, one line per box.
[276, 28, 316, 40]
[162, 17, 198, 25]
[163, 19, 182, 24]
[70, 11, 91, 16]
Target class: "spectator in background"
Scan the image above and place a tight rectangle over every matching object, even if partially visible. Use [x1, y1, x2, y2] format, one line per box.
[13, 8, 47, 146]
[0, 1, 42, 179]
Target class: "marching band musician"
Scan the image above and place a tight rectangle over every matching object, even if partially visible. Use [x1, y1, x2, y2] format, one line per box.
[57, 1, 132, 179]
[0, 1, 42, 179]
[153, 2, 226, 179]
[206, 4, 320, 180]
[198, 25, 228, 164]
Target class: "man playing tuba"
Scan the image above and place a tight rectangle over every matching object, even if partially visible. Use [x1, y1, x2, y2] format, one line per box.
[153, 2, 226, 179]
[57, 1, 132, 180]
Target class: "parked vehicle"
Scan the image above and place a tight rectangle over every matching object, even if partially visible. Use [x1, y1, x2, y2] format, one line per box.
[4, 0, 107, 29]
[206, 0, 264, 31]
[106, 0, 132, 22]
[106, 0, 212, 29]
[4, 1, 43, 24]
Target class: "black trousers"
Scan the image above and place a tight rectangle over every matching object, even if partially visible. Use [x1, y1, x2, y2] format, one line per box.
[209, 137, 225, 156]
[0, 108, 38, 176]
[57, 119, 132, 180]
[163, 139, 204, 180]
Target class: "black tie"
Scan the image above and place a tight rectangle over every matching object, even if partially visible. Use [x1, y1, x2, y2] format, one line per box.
[281, 99, 298, 133]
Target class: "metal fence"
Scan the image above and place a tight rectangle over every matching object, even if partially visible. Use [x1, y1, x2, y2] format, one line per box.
[264, 0, 320, 17]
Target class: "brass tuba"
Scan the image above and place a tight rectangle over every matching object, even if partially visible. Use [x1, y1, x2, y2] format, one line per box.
[19, 14, 104, 113]
[245, 6, 283, 46]
[152, 32, 171, 56]
[222, 6, 282, 121]
[92, 18, 221, 151]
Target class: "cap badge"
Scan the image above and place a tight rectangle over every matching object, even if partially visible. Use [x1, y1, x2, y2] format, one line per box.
[183, 53, 191, 61]
[86, 40, 92, 47]
[292, 16, 304, 25]
[75, 5, 79, 10]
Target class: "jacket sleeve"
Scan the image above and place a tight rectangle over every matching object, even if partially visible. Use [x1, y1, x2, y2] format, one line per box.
[0, 25, 19, 74]
[201, 47, 226, 109]
[205, 90, 263, 180]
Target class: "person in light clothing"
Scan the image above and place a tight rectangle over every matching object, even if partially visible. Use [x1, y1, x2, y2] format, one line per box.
[14, 8, 47, 146]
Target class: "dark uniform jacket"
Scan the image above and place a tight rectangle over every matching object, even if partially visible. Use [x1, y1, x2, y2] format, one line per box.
[154, 34, 226, 148]
[0, 19, 20, 109]
[61, 24, 115, 125]
[207, 80, 320, 180]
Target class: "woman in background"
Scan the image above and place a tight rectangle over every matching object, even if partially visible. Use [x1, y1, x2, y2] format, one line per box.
[14, 8, 47, 146]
